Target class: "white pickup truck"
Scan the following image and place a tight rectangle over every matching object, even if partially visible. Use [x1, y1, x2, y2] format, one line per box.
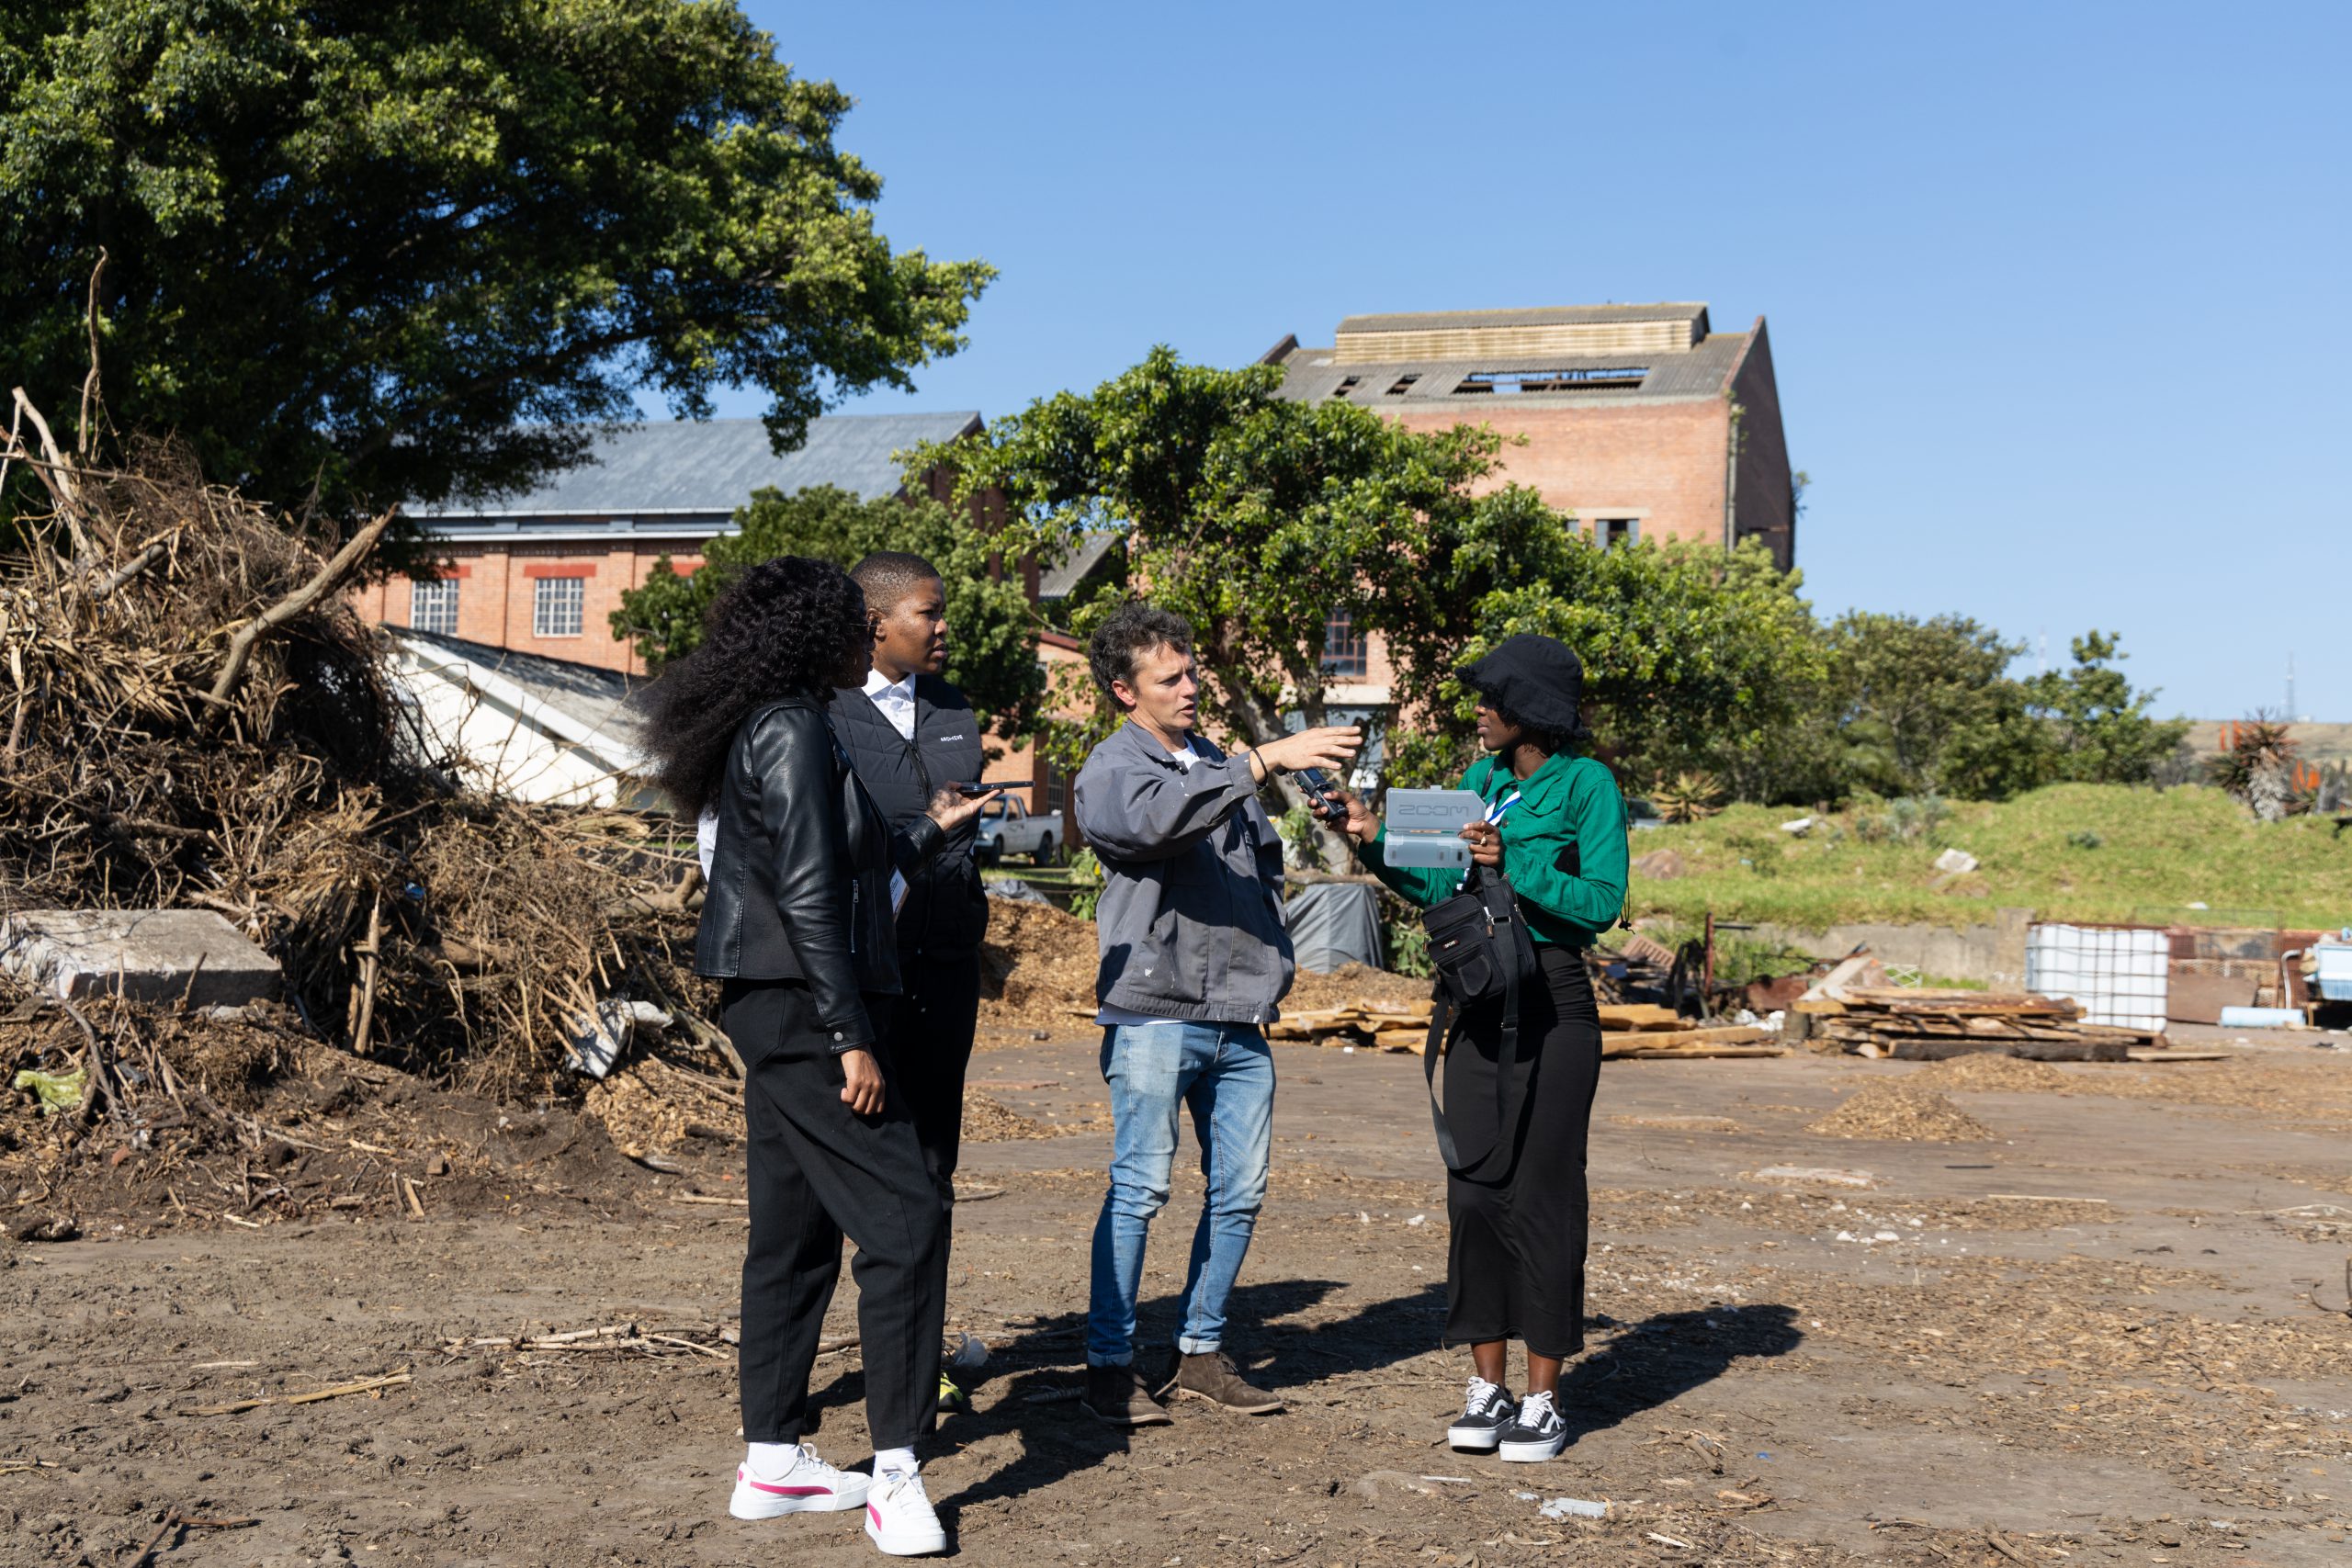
[974, 796, 1064, 865]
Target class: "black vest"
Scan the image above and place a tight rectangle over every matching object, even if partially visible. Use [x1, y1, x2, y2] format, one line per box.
[827, 675, 990, 955]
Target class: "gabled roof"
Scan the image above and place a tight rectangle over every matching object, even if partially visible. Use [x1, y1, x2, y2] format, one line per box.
[1037, 531, 1123, 600]
[412, 412, 982, 524]
[1335, 303, 1711, 337]
[389, 627, 649, 757]
[1272, 331, 1750, 408]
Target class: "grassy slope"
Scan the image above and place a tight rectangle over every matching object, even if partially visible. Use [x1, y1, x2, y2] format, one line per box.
[1629, 784, 2352, 932]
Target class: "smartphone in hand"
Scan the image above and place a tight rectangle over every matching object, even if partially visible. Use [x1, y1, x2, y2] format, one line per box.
[954, 780, 1031, 796]
[1291, 766, 1349, 822]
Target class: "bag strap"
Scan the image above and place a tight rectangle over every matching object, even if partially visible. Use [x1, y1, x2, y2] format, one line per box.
[1420, 864, 1526, 1173]
[1421, 987, 1459, 1167]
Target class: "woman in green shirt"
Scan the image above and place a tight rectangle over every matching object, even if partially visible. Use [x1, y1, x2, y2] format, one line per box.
[1341, 635, 1627, 1464]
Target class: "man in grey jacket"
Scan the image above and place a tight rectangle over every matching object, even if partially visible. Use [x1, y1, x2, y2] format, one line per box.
[1071, 604, 1360, 1427]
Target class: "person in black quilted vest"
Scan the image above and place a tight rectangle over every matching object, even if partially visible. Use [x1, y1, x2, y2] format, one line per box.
[828, 552, 995, 1416]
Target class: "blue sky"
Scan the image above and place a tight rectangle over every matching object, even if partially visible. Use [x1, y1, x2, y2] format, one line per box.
[713, 1, 2348, 720]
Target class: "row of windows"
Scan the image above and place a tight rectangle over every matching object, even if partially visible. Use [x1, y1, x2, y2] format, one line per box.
[409, 577, 586, 639]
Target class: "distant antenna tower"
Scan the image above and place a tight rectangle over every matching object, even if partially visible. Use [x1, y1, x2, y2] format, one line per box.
[2287, 650, 2296, 720]
[2037, 629, 2048, 676]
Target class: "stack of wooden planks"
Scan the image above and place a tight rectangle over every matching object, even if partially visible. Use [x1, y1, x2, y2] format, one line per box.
[1597, 1003, 1782, 1060]
[1259, 998, 1781, 1058]
[1266, 998, 1436, 1053]
[1794, 986, 2165, 1061]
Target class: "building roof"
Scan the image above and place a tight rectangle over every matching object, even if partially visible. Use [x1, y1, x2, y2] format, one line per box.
[411, 412, 982, 539]
[1334, 303, 1711, 337]
[1272, 330, 1750, 409]
[1036, 531, 1123, 600]
[390, 627, 650, 755]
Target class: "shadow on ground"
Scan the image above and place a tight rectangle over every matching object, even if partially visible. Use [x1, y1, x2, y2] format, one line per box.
[879, 1280, 1802, 1541]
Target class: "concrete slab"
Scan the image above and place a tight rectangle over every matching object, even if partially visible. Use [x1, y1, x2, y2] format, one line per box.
[0, 908, 282, 1007]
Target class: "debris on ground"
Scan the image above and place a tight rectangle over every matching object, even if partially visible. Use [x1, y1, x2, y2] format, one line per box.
[1805, 1081, 1996, 1142]
[1793, 985, 2162, 1061]
[977, 897, 1102, 1036]
[0, 400, 709, 1104]
[1915, 1053, 2079, 1093]
[961, 1090, 1080, 1142]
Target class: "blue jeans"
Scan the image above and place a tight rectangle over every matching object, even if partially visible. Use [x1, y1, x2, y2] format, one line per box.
[1086, 1021, 1275, 1367]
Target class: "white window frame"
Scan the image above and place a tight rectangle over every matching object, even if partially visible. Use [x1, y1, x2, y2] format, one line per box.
[532, 575, 586, 638]
[1596, 516, 1642, 549]
[409, 577, 459, 635]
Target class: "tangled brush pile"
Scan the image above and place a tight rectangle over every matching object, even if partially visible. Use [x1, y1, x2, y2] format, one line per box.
[0, 392, 703, 1095]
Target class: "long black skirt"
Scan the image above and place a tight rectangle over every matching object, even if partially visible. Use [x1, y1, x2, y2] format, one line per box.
[1441, 943, 1602, 1359]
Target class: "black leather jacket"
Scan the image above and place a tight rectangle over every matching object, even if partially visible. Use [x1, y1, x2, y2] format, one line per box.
[693, 699, 942, 1049]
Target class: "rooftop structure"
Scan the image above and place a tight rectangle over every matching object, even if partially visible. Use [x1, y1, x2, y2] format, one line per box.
[1266, 301, 1794, 566]
[408, 412, 982, 545]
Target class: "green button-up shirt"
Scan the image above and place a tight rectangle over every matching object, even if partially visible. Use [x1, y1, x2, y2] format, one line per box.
[1362, 751, 1629, 947]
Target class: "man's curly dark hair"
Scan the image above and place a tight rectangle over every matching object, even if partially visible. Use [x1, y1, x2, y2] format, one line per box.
[641, 556, 869, 818]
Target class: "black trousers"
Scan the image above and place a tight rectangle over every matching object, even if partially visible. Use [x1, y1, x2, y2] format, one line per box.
[726, 978, 944, 1451]
[881, 947, 982, 1216]
[1442, 944, 1603, 1359]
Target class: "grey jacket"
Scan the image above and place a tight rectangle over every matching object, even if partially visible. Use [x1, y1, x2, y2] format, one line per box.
[1071, 720, 1295, 1026]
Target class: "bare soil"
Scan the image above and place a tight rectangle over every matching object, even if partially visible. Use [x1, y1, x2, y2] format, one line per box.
[6, 1026, 2352, 1566]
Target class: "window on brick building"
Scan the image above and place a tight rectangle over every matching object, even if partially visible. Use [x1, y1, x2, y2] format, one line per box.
[1597, 517, 1641, 549]
[1457, 367, 1649, 394]
[533, 576, 585, 637]
[1322, 607, 1368, 678]
[410, 578, 458, 636]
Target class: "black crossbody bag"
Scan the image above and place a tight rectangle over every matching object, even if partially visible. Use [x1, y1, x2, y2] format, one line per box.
[1418, 864, 1540, 1171]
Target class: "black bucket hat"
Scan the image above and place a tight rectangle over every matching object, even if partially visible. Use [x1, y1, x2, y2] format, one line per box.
[1458, 634, 1587, 739]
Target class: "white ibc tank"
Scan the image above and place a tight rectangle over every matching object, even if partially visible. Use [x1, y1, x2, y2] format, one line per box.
[2026, 923, 2169, 1032]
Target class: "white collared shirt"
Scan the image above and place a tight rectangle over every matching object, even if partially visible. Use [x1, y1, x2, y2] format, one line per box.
[865, 666, 918, 741]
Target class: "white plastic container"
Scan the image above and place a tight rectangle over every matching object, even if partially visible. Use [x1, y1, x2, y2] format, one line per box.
[2027, 923, 2168, 1032]
[2313, 934, 2352, 1003]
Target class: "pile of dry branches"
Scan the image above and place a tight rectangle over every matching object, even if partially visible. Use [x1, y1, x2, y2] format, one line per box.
[0, 387, 703, 1095]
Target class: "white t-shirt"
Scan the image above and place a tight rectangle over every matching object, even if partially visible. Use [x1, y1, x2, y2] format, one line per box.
[1097, 739, 1207, 1031]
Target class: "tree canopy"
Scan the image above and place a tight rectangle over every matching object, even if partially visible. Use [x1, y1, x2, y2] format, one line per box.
[915, 348, 1820, 852]
[918, 348, 2186, 822]
[0, 0, 990, 524]
[612, 485, 1043, 743]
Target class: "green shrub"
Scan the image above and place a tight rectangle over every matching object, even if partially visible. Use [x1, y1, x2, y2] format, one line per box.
[1066, 847, 1104, 921]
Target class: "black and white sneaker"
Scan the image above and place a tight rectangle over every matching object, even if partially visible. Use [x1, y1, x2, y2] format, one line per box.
[1498, 1390, 1568, 1462]
[1446, 1376, 1516, 1450]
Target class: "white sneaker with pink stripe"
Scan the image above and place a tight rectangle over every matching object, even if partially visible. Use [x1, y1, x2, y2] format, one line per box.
[728, 1443, 870, 1519]
[864, 1468, 948, 1556]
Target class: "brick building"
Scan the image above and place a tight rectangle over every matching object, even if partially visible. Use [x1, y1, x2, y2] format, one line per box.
[352, 412, 984, 678]
[1267, 302, 1793, 567]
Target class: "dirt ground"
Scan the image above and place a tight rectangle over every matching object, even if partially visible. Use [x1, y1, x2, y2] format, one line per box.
[6, 1022, 2351, 1567]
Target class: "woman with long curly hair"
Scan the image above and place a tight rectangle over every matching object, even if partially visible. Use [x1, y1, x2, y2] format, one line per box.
[643, 556, 993, 1558]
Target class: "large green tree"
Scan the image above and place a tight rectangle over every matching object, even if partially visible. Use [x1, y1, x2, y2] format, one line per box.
[1430, 534, 1825, 798]
[612, 485, 1043, 742]
[2019, 630, 2190, 786]
[917, 348, 1822, 852]
[0, 0, 989, 524]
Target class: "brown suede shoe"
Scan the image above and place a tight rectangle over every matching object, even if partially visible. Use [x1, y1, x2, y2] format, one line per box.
[1080, 1363, 1171, 1427]
[1154, 1350, 1284, 1415]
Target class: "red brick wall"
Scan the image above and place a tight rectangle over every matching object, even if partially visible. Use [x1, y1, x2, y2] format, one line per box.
[1724, 319, 1795, 568]
[1386, 399, 1732, 548]
[364, 542, 707, 675]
